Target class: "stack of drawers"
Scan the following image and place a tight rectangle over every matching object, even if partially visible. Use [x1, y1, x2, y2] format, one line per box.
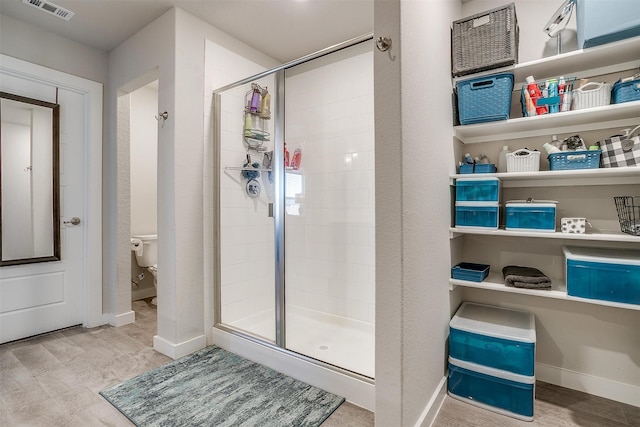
[448, 302, 536, 421]
[455, 177, 500, 229]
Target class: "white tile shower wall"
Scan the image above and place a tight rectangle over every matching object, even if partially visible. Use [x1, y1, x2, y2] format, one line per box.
[285, 45, 375, 323]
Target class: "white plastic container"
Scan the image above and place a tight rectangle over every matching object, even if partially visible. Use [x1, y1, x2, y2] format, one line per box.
[572, 82, 612, 110]
[506, 149, 541, 172]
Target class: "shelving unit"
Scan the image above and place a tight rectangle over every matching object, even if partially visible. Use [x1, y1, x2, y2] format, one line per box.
[450, 36, 640, 309]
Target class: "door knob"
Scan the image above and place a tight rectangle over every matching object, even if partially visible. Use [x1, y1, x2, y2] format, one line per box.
[64, 217, 81, 225]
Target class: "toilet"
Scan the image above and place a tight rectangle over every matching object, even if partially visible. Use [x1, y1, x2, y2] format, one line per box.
[131, 234, 158, 305]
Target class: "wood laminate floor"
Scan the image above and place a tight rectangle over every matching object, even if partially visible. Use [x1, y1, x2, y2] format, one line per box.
[1, 299, 637, 426]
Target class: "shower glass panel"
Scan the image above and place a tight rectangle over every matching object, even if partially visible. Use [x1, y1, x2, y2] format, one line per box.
[283, 41, 375, 378]
[217, 74, 277, 343]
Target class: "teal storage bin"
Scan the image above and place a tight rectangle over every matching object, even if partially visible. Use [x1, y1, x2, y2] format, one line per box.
[448, 358, 534, 421]
[455, 177, 500, 202]
[505, 200, 557, 232]
[564, 246, 640, 305]
[576, 0, 640, 49]
[451, 263, 491, 282]
[455, 203, 499, 229]
[449, 302, 536, 376]
[456, 73, 514, 125]
[459, 163, 497, 174]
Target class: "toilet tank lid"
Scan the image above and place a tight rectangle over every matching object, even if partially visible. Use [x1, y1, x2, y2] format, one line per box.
[132, 234, 157, 241]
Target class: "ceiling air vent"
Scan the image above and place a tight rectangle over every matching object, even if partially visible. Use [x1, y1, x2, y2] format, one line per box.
[22, 0, 75, 21]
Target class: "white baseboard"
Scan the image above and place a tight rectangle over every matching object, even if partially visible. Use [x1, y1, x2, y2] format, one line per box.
[153, 334, 207, 360]
[211, 327, 375, 411]
[536, 362, 640, 408]
[416, 375, 447, 427]
[108, 310, 135, 327]
[131, 286, 156, 301]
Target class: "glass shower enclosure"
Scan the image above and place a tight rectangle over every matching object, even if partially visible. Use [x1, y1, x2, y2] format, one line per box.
[213, 37, 374, 378]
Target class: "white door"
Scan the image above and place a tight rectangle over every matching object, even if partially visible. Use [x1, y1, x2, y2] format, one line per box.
[0, 57, 101, 343]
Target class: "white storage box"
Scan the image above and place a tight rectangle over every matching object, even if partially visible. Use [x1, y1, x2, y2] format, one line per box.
[561, 217, 587, 234]
[506, 149, 540, 172]
[572, 82, 612, 110]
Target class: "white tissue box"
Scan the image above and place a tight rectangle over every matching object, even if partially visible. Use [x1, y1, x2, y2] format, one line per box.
[561, 217, 586, 234]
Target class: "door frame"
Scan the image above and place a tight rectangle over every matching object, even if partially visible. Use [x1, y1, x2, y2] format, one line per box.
[0, 54, 103, 329]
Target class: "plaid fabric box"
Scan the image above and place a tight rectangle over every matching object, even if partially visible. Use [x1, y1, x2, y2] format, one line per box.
[598, 135, 640, 167]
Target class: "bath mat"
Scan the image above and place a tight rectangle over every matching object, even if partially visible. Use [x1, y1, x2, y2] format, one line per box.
[99, 345, 344, 427]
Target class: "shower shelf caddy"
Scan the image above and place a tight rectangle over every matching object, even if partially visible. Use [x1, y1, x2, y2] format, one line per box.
[243, 82, 271, 151]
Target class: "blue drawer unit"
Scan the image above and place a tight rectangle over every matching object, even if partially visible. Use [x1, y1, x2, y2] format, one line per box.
[455, 202, 499, 229]
[448, 358, 535, 421]
[505, 200, 557, 232]
[564, 246, 640, 305]
[455, 177, 500, 202]
[449, 302, 536, 376]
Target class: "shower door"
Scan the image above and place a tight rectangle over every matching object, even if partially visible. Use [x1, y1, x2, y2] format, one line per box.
[215, 38, 374, 379]
[216, 74, 278, 343]
[282, 42, 375, 378]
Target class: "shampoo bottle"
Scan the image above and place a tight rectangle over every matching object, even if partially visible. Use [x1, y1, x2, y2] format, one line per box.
[498, 145, 509, 173]
[547, 78, 559, 113]
[291, 146, 302, 170]
[260, 88, 271, 119]
[526, 76, 548, 116]
[284, 143, 290, 168]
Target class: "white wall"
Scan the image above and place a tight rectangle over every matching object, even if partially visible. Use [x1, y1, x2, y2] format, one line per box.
[130, 84, 158, 236]
[108, 7, 279, 357]
[374, 0, 460, 425]
[0, 14, 108, 84]
[285, 42, 375, 323]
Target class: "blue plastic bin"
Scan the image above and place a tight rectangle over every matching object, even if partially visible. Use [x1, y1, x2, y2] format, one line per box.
[456, 73, 514, 125]
[455, 203, 499, 228]
[451, 262, 491, 282]
[576, 0, 640, 48]
[564, 246, 640, 305]
[448, 358, 534, 421]
[459, 163, 497, 174]
[612, 78, 640, 104]
[455, 177, 500, 202]
[449, 302, 536, 376]
[548, 150, 601, 170]
[505, 201, 557, 232]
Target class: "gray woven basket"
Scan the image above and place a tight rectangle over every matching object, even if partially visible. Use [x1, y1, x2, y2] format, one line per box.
[452, 3, 519, 77]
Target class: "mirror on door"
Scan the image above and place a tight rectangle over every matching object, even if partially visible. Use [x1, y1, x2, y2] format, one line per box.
[0, 91, 60, 266]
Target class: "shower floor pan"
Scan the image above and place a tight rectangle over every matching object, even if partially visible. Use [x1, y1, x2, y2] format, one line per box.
[229, 305, 375, 378]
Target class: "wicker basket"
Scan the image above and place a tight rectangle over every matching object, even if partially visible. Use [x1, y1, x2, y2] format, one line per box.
[452, 3, 519, 77]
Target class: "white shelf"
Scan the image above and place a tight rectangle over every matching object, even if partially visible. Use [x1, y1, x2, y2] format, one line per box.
[454, 101, 640, 144]
[449, 272, 640, 311]
[453, 36, 640, 85]
[450, 167, 640, 187]
[449, 227, 640, 243]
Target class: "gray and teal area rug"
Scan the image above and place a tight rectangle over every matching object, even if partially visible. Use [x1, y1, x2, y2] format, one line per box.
[100, 345, 344, 426]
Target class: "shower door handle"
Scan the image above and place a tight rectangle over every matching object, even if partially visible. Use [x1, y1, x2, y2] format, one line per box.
[268, 203, 274, 218]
